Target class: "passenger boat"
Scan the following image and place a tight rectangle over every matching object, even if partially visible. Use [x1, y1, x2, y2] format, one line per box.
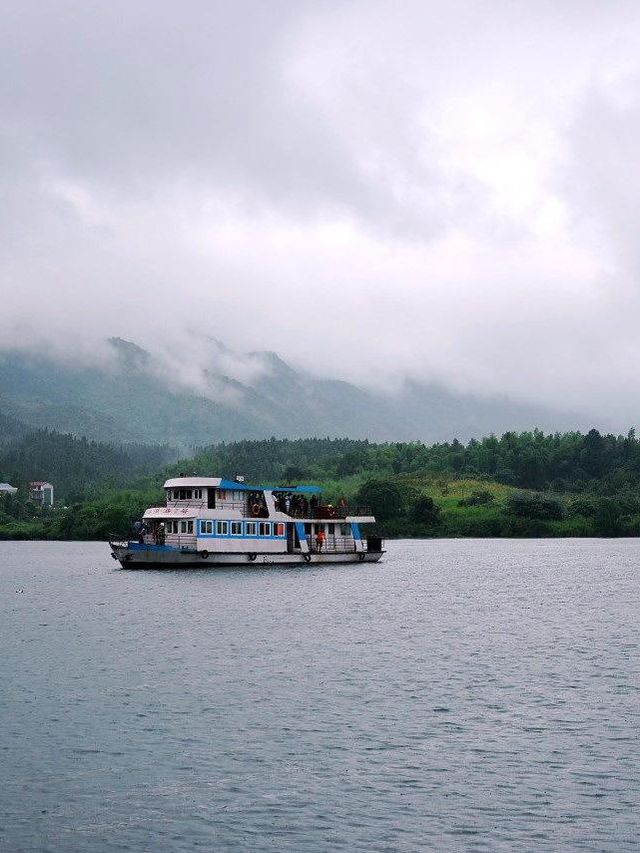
[109, 475, 384, 568]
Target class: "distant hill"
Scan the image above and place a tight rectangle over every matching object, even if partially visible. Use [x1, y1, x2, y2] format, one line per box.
[0, 337, 595, 447]
[0, 428, 175, 500]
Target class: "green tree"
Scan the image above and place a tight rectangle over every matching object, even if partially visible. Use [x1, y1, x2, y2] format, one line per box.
[355, 479, 406, 521]
[593, 498, 623, 537]
[409, 495, 441, 525]
[505, 492, 565, 521]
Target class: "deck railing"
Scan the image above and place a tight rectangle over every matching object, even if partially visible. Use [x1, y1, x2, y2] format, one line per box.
[305, 535, 360, 553]
[125, 533, 197, 548]
[276, 505, 373, 519]
[150, 498, 372, 521]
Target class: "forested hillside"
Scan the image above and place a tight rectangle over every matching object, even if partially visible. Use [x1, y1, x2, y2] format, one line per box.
[3, 427, 640, 541]
[177, 428, 640, 495]
[0, 412, 28, 445]
[0, 429, 175, 500]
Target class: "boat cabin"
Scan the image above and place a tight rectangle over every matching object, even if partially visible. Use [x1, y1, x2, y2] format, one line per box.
[138, 476, 377, 557]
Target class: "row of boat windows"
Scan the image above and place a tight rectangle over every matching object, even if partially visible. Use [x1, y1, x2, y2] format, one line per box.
[170, 489, 204, 501]
[164, 520, 282, 536]
[168, 489, 246, 501]
[166, 520, 194, 534]
[200, 520, 285, 537]
[164, 520, 353, 536]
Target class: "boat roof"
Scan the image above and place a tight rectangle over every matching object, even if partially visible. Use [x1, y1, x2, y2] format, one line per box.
[164, 477, 222, 489]
[163, 476, 321, 494]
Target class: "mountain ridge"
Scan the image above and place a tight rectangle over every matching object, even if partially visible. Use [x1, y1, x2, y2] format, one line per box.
[0, 338, 601, 448]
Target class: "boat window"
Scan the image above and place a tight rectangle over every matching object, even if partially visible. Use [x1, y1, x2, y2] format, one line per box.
[259, 522, 271, 536]
[231, 522, 242, 535]
[274, 523, 284, 536]
[180, 520, 188, 533]
[216, 521, 229, 536]
[304, 523, 311, 534]
[245, 521, 256, 536]
[201, 520, 213, 534]
[327, 524, 335, 535]
[218, 490, 227, 501]
[340, 523, 351, 536]
[187, 520, 193, 534]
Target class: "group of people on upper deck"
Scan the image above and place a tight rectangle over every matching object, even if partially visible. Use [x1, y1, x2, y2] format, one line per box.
[274, 492, 317, 516]
[273, 492, 348, 518]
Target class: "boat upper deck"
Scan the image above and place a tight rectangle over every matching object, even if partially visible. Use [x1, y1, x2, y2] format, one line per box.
[157, 475, 372, 522]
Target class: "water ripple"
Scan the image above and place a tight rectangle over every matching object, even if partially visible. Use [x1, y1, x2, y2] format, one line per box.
[1, 538, 639, 851]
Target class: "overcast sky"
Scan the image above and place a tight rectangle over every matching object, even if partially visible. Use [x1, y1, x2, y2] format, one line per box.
[2, 0, 640, 420]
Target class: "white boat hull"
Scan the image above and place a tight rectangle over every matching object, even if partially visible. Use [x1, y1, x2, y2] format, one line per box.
[110, 542, 384, 569]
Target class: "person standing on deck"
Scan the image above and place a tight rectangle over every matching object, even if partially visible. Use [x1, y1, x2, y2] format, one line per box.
[315, 528, 326, 552]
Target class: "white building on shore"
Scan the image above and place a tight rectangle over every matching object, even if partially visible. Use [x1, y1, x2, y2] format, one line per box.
[0, 482, 18, 496]
[29, 481, 54, 507]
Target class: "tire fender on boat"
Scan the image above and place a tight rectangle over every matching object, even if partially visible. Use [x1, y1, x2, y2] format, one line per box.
[304, 553, 311, 563]
[200, 550, 209, 560]
[248, 553, 257, 562]
[359, 552, 366, 561]
[251, 504, 261, 516]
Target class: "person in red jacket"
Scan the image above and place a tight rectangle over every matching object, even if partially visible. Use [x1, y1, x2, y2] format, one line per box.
[315, 528, 326, 552]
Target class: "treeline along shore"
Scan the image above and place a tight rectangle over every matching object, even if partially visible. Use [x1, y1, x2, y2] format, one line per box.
[2, 427, 640, 540]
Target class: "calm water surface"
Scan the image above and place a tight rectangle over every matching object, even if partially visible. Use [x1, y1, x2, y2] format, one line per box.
[1, 539, 639, 852]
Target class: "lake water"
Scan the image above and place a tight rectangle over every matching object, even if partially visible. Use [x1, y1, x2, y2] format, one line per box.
[1, 539, 639, 852]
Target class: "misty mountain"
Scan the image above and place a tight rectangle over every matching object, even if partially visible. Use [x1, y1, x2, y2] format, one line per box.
[0, 338, 595, 448]
[0, 411, 29, 445]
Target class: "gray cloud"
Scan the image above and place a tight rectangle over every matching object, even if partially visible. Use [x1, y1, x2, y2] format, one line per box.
[3, 0, 640, 425]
